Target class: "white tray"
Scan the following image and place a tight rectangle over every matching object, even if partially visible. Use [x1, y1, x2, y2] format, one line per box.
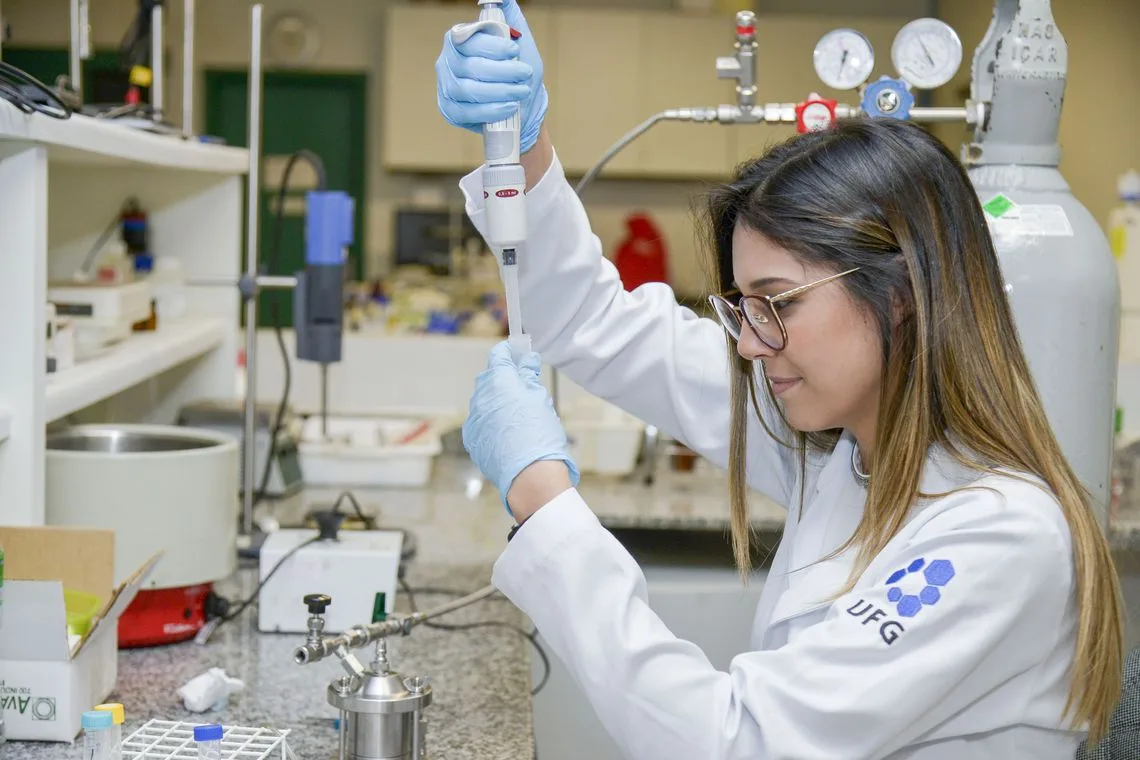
[122, 720, 291, 759]
[299, 415, 442, 488]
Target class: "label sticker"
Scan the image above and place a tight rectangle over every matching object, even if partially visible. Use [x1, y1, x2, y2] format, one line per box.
[983, 194, 1017, 218]
[985, 204, 1073, 237]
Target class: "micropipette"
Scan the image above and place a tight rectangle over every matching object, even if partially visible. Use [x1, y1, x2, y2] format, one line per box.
[451, 0, 531, 361]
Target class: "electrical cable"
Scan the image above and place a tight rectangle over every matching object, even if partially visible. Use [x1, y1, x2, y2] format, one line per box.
[251, 149, 327, 509]
[0, 61, 73, 119]
[210, 489, 368, 630]
[218, 535, 322, 624]
[119, 0, 162, 71]
[398, 576, 551, 697]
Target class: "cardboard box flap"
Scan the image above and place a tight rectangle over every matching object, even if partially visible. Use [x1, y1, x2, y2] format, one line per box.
[0, 580, 71, 661]
[0, 526, 114, 606]
[75, 551, 163, 656]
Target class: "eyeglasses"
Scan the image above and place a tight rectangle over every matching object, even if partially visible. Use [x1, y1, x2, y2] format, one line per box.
[707, 267, 861, 351]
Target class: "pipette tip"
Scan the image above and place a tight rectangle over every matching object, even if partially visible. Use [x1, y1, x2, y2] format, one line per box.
[508, 334, 532, 362]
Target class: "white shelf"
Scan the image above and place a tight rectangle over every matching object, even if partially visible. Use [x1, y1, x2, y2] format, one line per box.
[0, 99, 248, 172]
[45, 318, 229, 423]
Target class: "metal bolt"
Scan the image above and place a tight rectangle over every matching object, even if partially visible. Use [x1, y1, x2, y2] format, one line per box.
[404, 676, 429, 694]
[876, 89, 900, 113]
[334, 676, 355, 695]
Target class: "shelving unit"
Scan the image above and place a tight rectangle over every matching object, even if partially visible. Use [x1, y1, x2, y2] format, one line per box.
[0, 99, 247, 171]
[0, 98, 248, 525]
[45, 318, 228, 423]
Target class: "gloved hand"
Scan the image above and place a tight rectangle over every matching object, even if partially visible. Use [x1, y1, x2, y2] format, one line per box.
[435, 0, 548, 154]
[463, 341, 580, 514]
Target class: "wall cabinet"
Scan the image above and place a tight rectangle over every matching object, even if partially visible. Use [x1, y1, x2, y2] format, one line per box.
[382, 4, 912, 180]
[382, 4, 485, 172]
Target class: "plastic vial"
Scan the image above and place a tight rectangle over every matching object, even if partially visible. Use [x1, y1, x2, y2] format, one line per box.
[94, 703, 125, 759]
[82, 710, 114, 760]
[194, 723, 224, 759]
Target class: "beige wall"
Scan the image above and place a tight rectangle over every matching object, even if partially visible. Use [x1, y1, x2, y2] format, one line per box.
[5, 0, 1138, 295]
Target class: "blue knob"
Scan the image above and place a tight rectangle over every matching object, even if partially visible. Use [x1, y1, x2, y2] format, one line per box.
[861, 76, 915, 120]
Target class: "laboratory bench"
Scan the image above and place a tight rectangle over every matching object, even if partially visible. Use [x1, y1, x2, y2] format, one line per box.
[7, 453, 774, 760]
[17, 448, 1140, 759]
[6, 562, 536, 760]
[256, 451, 787, 565]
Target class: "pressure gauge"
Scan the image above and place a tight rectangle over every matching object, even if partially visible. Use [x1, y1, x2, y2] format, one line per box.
[813, 29, 875, 91]
[890, 18, 962, 89]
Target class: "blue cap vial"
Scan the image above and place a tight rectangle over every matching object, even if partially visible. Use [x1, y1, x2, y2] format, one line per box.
[82, 711, 114, 730]
[194, 723, 224, 742]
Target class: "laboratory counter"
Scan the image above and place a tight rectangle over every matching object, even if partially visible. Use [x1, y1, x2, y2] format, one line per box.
[7, 562, 537, 760]
[259, 449, 1140, 553]
[257, 451, 787, 567]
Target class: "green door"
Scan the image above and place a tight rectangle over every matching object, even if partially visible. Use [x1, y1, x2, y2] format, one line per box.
[204, 71, 367, 327]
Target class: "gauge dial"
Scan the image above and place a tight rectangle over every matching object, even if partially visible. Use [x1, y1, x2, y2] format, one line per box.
[813, 29, 875, 91]
[891, 18, 962, 89]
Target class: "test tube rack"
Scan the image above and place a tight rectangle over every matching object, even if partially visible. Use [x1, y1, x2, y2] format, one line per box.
[122, 720, 291, 759]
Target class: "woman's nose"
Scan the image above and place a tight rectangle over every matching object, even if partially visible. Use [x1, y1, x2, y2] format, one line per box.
[736, 326, 776, 361]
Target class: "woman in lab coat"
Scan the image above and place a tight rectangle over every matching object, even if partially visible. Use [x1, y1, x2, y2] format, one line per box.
[436, 5, 1125, 758]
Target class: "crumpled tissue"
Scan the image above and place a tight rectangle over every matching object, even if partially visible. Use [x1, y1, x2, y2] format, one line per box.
[177, 667, 245, 712]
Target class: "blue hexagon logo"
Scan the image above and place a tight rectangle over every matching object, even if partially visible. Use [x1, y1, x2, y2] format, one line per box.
[884, 557, 955, 618]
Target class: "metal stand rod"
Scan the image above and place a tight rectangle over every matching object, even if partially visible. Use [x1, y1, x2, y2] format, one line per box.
[182, 0, 195, 137]
[69, 0, 89, 95]
[321, 364, 329, 438]
[242, 3, 264, 537]
[186, 275, 298, 290]
[151, 2, 164, 120]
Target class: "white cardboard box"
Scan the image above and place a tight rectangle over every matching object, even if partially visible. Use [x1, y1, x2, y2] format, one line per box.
[0, 526, 160, 742]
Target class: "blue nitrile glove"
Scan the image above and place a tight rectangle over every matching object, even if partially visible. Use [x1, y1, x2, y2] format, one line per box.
[435, 0, 548, 154]
[462, 341, 580, 513]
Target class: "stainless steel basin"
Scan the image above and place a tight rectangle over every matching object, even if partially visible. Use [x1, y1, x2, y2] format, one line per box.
[47, 426, 229, 454]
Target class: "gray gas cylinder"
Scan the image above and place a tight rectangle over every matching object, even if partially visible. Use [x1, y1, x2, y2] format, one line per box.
[969, 165, 1120, 523]
[963, 0, 1119, 525]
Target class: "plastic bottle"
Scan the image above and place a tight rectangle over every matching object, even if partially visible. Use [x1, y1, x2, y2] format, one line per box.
[151, 258, 187, 323]
[194, 723, 224, 759]
[82, 710, 114, 760]
[93, 703, 124, 759]
[1110, 170, 1140, 313]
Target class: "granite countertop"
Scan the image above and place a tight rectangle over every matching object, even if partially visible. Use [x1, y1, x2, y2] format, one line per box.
[257, 452, 786, 565]
[7, 563, 535, 760]
[7, 452, 761, 760]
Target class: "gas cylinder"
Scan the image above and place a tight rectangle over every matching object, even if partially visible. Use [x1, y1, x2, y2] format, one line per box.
[968, 165, 1119, 521]
[961, 2, 1119, 526]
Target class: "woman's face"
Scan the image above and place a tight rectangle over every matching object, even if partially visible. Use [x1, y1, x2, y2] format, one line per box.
[730, 224, 883, 440]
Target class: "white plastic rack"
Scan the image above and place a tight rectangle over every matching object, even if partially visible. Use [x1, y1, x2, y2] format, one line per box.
[122, 720, 292, 759]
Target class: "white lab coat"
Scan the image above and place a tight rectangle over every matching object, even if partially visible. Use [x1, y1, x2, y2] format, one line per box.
[459, 152, 1085, 760]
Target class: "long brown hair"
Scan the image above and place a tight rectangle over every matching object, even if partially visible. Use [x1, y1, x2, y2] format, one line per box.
[699, 118, 1122, 741]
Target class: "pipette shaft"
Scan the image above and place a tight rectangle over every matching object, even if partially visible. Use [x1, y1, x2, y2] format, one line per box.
[454, 0, 531, 360]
